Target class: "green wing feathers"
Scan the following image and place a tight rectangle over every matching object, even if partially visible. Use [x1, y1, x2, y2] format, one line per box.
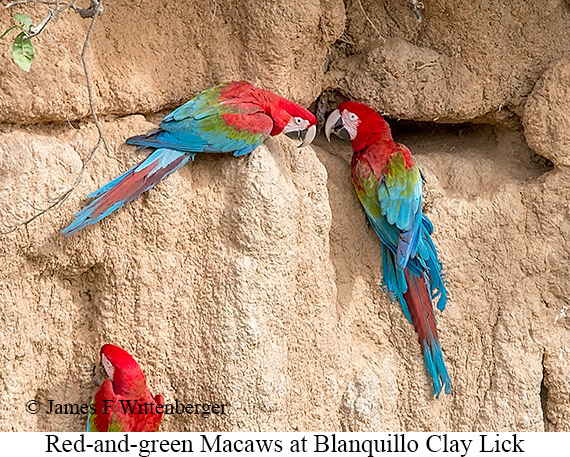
[378, 151, 422, 233]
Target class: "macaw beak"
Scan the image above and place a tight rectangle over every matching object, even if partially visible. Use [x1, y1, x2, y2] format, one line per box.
[324, 109, 350, 141]
[92, 361, 104, 387]
[284, 124, 317, 148]
[298, 124, 316, 148]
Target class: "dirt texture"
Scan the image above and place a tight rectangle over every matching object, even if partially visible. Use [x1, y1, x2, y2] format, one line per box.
[1, 0, 569, 432]
[0, 0, 345, 123]
[327, 0, 570, 124]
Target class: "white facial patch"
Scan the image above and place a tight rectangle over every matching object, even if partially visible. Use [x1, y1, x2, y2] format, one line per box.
[283, 116, 310, 133]
[341, 110, 360, 140]
[102, 354, 115, 380]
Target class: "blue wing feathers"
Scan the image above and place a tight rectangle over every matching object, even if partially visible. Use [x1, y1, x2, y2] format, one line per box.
[381, 245, 411, 322]
[354, 143, 450, 396]
[127, 128, 263, 156]
[127, 131, 210, 153]
[63, 82, 276, 234]
[369, 211, 446, 311]
[370, 205, 451, 396]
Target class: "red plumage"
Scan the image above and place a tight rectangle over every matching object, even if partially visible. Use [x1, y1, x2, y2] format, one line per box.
[63, 81, 317, 235]
[88, 344, 164, 432]
[403, 269, 438, 348]
[326, 102, 451, 396]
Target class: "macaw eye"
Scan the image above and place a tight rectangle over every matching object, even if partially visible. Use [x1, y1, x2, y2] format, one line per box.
[348, 112, 358, 121]
[295, 117, 304, 124]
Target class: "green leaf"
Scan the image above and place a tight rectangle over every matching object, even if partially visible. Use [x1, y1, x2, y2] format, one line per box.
[12, 32, 35, 72]
[0, 25, 20, 40]
[13, 14, 32, 32]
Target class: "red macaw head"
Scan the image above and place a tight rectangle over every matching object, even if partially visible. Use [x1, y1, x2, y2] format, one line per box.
[100, 344, 146, 395]
[274, 98, 318, 148]
[324, 101, 391, 151]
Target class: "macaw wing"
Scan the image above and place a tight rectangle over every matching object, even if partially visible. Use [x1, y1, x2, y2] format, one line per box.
[377, 148, 423, 269]
[355, 176, 413, 322]
[356, 188, 401, 252]
[377, 149, 422, 231]
[353, 150, 424, 319]
[87, 380, 125, 432]
[186, 111, 273, 156]
[353, 157, 402, 255]
[138, 394, 165, 432]
[127, 113, 272, 157]
[119, 393, 164, 432]
[128, 82, 273, 157]
[161, 81, 254, 123]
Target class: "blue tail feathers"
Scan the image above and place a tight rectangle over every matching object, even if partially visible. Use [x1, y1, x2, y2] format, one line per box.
[63, 148, 193, 235]
[423, 335, 452, 397]
[379, 215, 452, 397]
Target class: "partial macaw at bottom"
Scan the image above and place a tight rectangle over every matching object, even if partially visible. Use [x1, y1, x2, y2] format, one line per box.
[63, 81, 317, 235]
[325, 102, 452, 397]
[88, 344, 164, 432]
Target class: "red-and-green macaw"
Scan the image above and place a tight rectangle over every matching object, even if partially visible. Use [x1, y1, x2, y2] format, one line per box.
[63, 81, 317, 235]
[325, 102, 451, 397]
[88, 344, 164, 432]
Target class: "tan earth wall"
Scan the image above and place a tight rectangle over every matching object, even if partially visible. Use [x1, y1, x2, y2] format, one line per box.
[0, 0, 569, 432]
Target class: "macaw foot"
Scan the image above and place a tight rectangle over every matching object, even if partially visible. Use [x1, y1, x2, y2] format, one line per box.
[92, 364, 104, 387]
[246, 151, 255, 166]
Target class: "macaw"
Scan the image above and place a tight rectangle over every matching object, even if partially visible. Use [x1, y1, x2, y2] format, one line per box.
[87, 344, 164, 432]
[325, 102, 452, 397]
[63, 81, 317, 235]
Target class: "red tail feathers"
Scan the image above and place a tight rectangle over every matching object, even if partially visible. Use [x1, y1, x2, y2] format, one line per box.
[63, 149, 191, 235]
[403, 269, 438, 346]
[403, 268, 452, 397]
